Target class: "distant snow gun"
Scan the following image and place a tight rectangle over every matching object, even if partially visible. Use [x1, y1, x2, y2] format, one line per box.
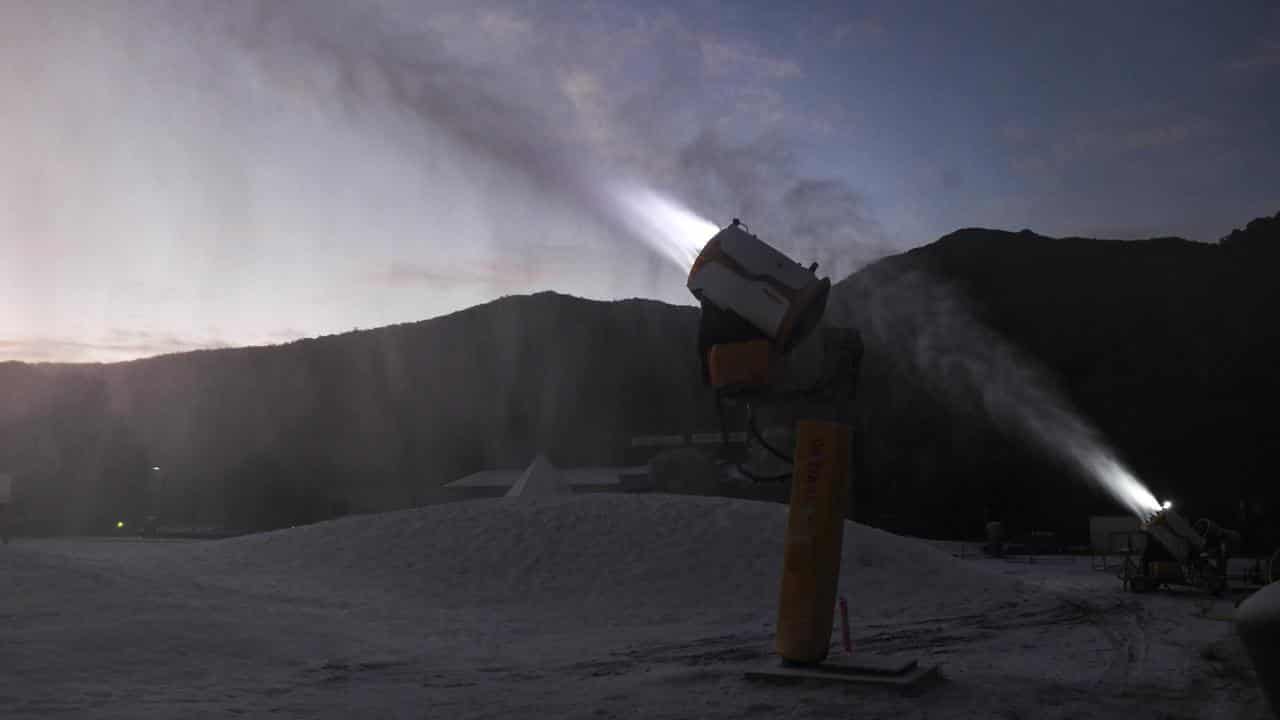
[1123, 504, 1240, 595]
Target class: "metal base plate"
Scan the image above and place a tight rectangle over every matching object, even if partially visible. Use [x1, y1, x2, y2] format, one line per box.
[744, 655, 941, 693]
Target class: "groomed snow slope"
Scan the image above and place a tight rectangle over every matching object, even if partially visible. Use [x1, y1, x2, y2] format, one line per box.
[183, 494, 1035, 623]
[2, 494, 1265, 719]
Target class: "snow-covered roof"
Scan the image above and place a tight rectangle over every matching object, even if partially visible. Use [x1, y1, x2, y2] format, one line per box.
[505, 456, 565, 497]
[447, 469, 523, 488]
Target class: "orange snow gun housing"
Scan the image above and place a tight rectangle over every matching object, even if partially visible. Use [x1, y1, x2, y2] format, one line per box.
[707, 339, 776, 390]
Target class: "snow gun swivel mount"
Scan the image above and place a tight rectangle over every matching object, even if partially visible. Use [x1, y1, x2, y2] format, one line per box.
[687, 220, 936, 688]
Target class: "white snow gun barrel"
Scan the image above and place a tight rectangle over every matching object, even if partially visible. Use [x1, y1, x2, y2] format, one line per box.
[1142, 507, 1205, 564]
[1142, 508, 1243, 563]
[686, 219, 830, 392]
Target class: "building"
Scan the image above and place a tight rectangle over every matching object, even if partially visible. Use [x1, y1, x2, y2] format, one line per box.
[623, 431, 747, 465]
[442, 430, 782, 504]
[443, 457, 651, 501]
[1089, 515, 1143, 554]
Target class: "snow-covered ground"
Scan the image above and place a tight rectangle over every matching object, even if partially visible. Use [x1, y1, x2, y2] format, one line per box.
[0, 495, 1270, 719]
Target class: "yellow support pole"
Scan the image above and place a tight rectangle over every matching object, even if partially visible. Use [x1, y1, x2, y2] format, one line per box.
[775, 419, 853, 664]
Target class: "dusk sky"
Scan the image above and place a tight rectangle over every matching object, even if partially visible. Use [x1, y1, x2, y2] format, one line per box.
[2, 1, 1277, 362]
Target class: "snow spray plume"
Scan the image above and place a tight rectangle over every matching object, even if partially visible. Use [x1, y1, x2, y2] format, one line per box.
[3, 2, 895, 334]
[829, 268, 1162, 521]
[0, 0, 718, 316]
[202, 1, 725, 290]
[673, 129, 892, 283]
[609, 185, 720, 272]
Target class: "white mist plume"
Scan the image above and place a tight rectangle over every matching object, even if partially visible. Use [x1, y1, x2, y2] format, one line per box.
[831, 268, 1163, 521]
[1080, 453, 1162, 521]
[610, 185, 721, 273]
[0, 1, 729, 358]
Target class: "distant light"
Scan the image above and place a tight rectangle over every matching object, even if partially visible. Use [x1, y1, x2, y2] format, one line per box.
[1162, 500, 1173, 510]
[116, 520, 125, 528]
[152, 466, 161, 471]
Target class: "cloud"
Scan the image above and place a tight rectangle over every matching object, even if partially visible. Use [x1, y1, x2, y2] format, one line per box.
[1226, 38, 1280, 72]
[699, 36, 803, 80]
[1003, 108, 1211, 183]
[1059, 121, 1202, 157]
[675, 129, 887, 280]
[0, 332, 231, 364]
[783, 178, 888, 272]
[476, 9, 534, 45]
[423, 4, 884, 279]
[0, 1, 887, 361]
[828, 17, 887, 48]
[1115, 123, 1199, 152]
[559, 66, 614, 149]
[1070, 223, 1179, 241]
[1000, 122, 1029, 144]
[370, 259, 547, 290]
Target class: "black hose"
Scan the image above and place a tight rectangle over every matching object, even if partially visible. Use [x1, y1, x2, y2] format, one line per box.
[735, 463, 791, 483]
[714, 389, 729, 452]
[713, 396, 792, 483]
[748, 403, 793, 463]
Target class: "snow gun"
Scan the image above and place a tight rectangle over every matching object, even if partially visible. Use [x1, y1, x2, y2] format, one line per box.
[1125, 505, 1239, 595]
[687, 219, 859, 665]
[686, 218, 831, 391]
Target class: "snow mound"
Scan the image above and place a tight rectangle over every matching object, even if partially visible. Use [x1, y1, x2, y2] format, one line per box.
[185, 494, 1032, 627]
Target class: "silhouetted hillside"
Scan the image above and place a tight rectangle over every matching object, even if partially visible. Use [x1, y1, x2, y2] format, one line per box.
[829, 223, 1280, 544]
[0, 293, 716, 533]
[4, 215, 1279, 545]
[1220, 209, 1280, 253]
